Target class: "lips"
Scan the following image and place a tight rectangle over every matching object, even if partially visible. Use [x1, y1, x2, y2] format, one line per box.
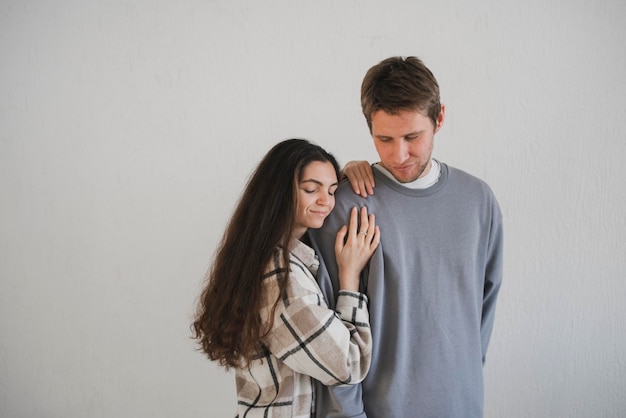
[394, 163, 415, 172]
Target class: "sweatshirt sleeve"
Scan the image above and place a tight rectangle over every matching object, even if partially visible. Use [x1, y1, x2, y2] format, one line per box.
[480, 196, 504, 363]
[263, 263, 372, 386]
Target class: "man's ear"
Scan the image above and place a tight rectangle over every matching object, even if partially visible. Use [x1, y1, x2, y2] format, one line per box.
[435, 104, 445, 133]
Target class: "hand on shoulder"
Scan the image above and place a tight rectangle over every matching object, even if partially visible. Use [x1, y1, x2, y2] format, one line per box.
[341, 161, 375, 197]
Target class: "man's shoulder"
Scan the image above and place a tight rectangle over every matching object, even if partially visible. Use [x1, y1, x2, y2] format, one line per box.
[446, 163, 481, 182]
[333, 179, 374, 207]
[445, 164, 496, 195]
[335, 178, 366, 197]
[310, 181, 369, 237]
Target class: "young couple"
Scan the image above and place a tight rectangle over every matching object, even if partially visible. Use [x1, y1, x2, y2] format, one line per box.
[193, 56, 504, 418]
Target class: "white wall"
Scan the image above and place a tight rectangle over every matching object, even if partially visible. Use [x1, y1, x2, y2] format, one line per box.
[1, 1, 625, 417]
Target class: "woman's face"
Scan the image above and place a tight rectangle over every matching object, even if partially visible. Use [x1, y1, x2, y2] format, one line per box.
[293, 160, 338, 239]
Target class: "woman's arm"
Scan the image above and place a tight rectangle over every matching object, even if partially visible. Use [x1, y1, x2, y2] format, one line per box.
[264, 207, 379, 385]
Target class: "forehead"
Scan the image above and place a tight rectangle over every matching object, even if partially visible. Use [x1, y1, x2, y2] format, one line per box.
[299, 160, 337, 183]
[371, 109, 433, 135]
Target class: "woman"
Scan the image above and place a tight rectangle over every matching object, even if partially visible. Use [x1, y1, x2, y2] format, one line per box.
[192, 139, 380, 417]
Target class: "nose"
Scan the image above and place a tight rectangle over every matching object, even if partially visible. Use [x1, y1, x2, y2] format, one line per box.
[391, 140, 409, 163]
[317, 193, 331, 206]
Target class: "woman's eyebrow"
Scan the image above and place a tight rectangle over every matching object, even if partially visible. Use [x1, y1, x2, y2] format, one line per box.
[301, 179, 339, 187]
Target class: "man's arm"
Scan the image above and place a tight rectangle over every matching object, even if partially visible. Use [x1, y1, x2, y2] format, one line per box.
[308, 226, 368, 417]
[481, 198, 504, 363]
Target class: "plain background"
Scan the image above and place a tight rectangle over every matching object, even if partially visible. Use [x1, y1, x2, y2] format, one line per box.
[1, 1, 625, 417]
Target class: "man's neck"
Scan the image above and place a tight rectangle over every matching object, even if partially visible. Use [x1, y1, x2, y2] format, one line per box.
[374, 159, 441, 189]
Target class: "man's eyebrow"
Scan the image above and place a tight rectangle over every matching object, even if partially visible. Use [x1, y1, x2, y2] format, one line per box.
[375, 130, 424, 139]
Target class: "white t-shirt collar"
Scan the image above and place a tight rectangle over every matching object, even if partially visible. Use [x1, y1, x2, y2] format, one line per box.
[374, 159, 441, 189]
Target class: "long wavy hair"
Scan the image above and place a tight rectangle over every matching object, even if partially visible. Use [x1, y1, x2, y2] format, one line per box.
[192, 138, 340, 369]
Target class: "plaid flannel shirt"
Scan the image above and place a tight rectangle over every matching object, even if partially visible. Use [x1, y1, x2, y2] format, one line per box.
[235, 240, 371, 418]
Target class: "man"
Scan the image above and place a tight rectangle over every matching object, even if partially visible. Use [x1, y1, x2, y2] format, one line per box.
[308, 56, 503, 417]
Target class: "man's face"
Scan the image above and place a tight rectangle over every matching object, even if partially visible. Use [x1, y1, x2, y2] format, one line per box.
[371, 108, 444, 183]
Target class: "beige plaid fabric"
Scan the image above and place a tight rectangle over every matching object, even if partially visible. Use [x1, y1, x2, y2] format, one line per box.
[235, 240, 371, 417]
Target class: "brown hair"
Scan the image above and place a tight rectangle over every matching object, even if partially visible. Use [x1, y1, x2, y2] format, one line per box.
[361, 56, 441, 132]
[191, 139, 340, 369]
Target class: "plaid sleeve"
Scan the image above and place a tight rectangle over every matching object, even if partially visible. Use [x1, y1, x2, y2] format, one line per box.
[264, 259, 372, 386]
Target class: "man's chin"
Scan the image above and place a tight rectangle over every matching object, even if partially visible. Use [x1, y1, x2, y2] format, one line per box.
[391, 171, 419, 183]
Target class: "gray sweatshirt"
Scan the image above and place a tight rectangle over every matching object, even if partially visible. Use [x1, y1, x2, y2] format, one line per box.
[309, 162, 504, 418]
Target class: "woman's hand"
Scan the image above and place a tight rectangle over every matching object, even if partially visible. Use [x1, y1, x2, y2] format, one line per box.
[334, 206, 381, 292]
[342, 161, 375, 198]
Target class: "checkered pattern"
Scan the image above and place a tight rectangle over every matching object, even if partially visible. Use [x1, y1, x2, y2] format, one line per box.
[234, 240, 371, 417]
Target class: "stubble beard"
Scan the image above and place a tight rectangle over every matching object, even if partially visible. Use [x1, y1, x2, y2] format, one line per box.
[392, 160, 430, 183]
